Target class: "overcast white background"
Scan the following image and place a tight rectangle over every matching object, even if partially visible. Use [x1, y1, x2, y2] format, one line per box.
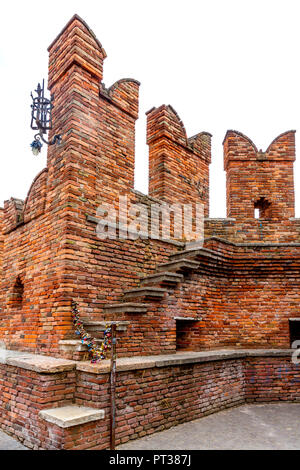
[0, 0, 299, 217]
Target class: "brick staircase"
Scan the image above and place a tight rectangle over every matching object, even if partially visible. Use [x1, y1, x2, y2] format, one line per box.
[61, 244, 210, 357]
[102, 247, 201, 317]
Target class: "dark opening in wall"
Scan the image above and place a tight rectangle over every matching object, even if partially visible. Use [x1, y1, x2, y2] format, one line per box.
[176, 318, 198, 351]
[9, 276, 24, 310]
[289, 319, 300, 347]
[254, 197, 271, 219]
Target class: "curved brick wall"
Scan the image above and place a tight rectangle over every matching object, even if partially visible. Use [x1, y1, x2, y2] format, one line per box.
[0, 350, 299, 449]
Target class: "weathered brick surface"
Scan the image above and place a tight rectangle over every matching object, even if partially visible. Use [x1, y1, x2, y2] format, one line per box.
[0, 363, 76, 449]
[76, 360, 245, 448]
[245, 357, 300, 402]
[0, 355, 299, 449]
[205, 130, 300, 243]
[0, 16, 178, 355]
[147, 105, 211, 216]
[0, 14, 299, 358]
[167, 240, 300, 351]
[0, 14, 300, 450]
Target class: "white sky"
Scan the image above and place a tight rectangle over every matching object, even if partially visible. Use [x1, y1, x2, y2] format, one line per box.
[0, 0, 299, 217]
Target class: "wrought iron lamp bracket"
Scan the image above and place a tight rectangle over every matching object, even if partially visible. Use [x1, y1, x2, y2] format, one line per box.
[34, 121, 62, 146]
[30, 80, 62, 154]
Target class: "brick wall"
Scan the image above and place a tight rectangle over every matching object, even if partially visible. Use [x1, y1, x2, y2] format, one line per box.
[173, 239, 300, 351]
[245, 357, 300, 402]
[216, 129, 299, 243]
[0, 363, 75, 449]
[0, 14, 300, 359]
[0, 353, 299, 449]
[0, 16, 181, 355]
[147, 105, 211, 217]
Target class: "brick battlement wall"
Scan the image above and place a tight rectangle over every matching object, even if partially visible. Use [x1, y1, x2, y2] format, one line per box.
[0, 14, 300, 452]
[208, 129, 300, 243]
[0, 15, 210, 356]
[147, 105, 211, 216]
[0, 15, 299, 359]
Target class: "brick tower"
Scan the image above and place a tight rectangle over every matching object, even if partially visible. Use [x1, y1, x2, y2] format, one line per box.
[147, 105, 211, 217]
[223, 130, 296, 220]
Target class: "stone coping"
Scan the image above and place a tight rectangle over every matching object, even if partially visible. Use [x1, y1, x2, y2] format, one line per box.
[204, 235, 300, 248]
[76, 348, 293, 374]
[39, 405, 105, 428]
[0, 349, 76, 373]
[0, 348, 293, 375]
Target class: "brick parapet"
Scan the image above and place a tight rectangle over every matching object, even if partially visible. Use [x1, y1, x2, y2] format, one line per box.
[146, 105, 211, 216]
[205, 217, 300, 244]
[223, 130, 296, 221]
[0, 348, 298, 449]
[47, 14, 106, 88]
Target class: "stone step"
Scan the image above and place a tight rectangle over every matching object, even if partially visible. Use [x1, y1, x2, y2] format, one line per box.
[39, 405, 105, 429]
[102, 302, 148, 314]
[140, 271, 184, 287]
[82, 320, 130, 333]
[157, 258, 200, 273]
[59, 339, 103, 353]
[123, 287, 167, 301]
[169, 247, 221, 262]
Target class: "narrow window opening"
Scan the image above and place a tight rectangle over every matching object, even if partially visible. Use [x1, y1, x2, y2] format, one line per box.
[289, 319, 300, 348]
[9, 276, 24, 310]
[176, 318, 198, 351]
[254, 197, 271, 219]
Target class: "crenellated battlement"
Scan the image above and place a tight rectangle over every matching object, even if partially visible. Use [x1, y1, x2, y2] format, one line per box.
[0, 14, 300, 451]
[147, 105, 211, 216]
[100, 79, 140, 120]
[223, 130, 296, 221]
[47, 14, 107, 87]
[0, 13, 299, 358]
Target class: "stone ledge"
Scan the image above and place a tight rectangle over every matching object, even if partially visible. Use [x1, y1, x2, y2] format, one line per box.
[205, 235, 300, 248]
[0, 349, 76, 373]
[76, 349, 293, 374]
[0, 348, 293, 375]
[174, 317, 202, 321]
[39, 405, 105, 428]
[59, 340, 89, 352]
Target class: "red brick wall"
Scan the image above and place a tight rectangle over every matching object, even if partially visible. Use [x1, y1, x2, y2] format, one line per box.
[147, 105, 211, 217]
[245, 357, 300, 402]
[0, 192, 68, 352]
[76, 359, 245, 447]
[0, 355, 299, 449]
[224, 130, 295, 220]
[0, 363, 75, 449]
[0, 16, 180, 355]
[0, 14, 300, 359]
[172, 240, 300, 351]
[204, 218, 300, 243]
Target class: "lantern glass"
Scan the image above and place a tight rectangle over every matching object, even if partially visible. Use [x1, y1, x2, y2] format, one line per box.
[32, 146, 40, 156]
